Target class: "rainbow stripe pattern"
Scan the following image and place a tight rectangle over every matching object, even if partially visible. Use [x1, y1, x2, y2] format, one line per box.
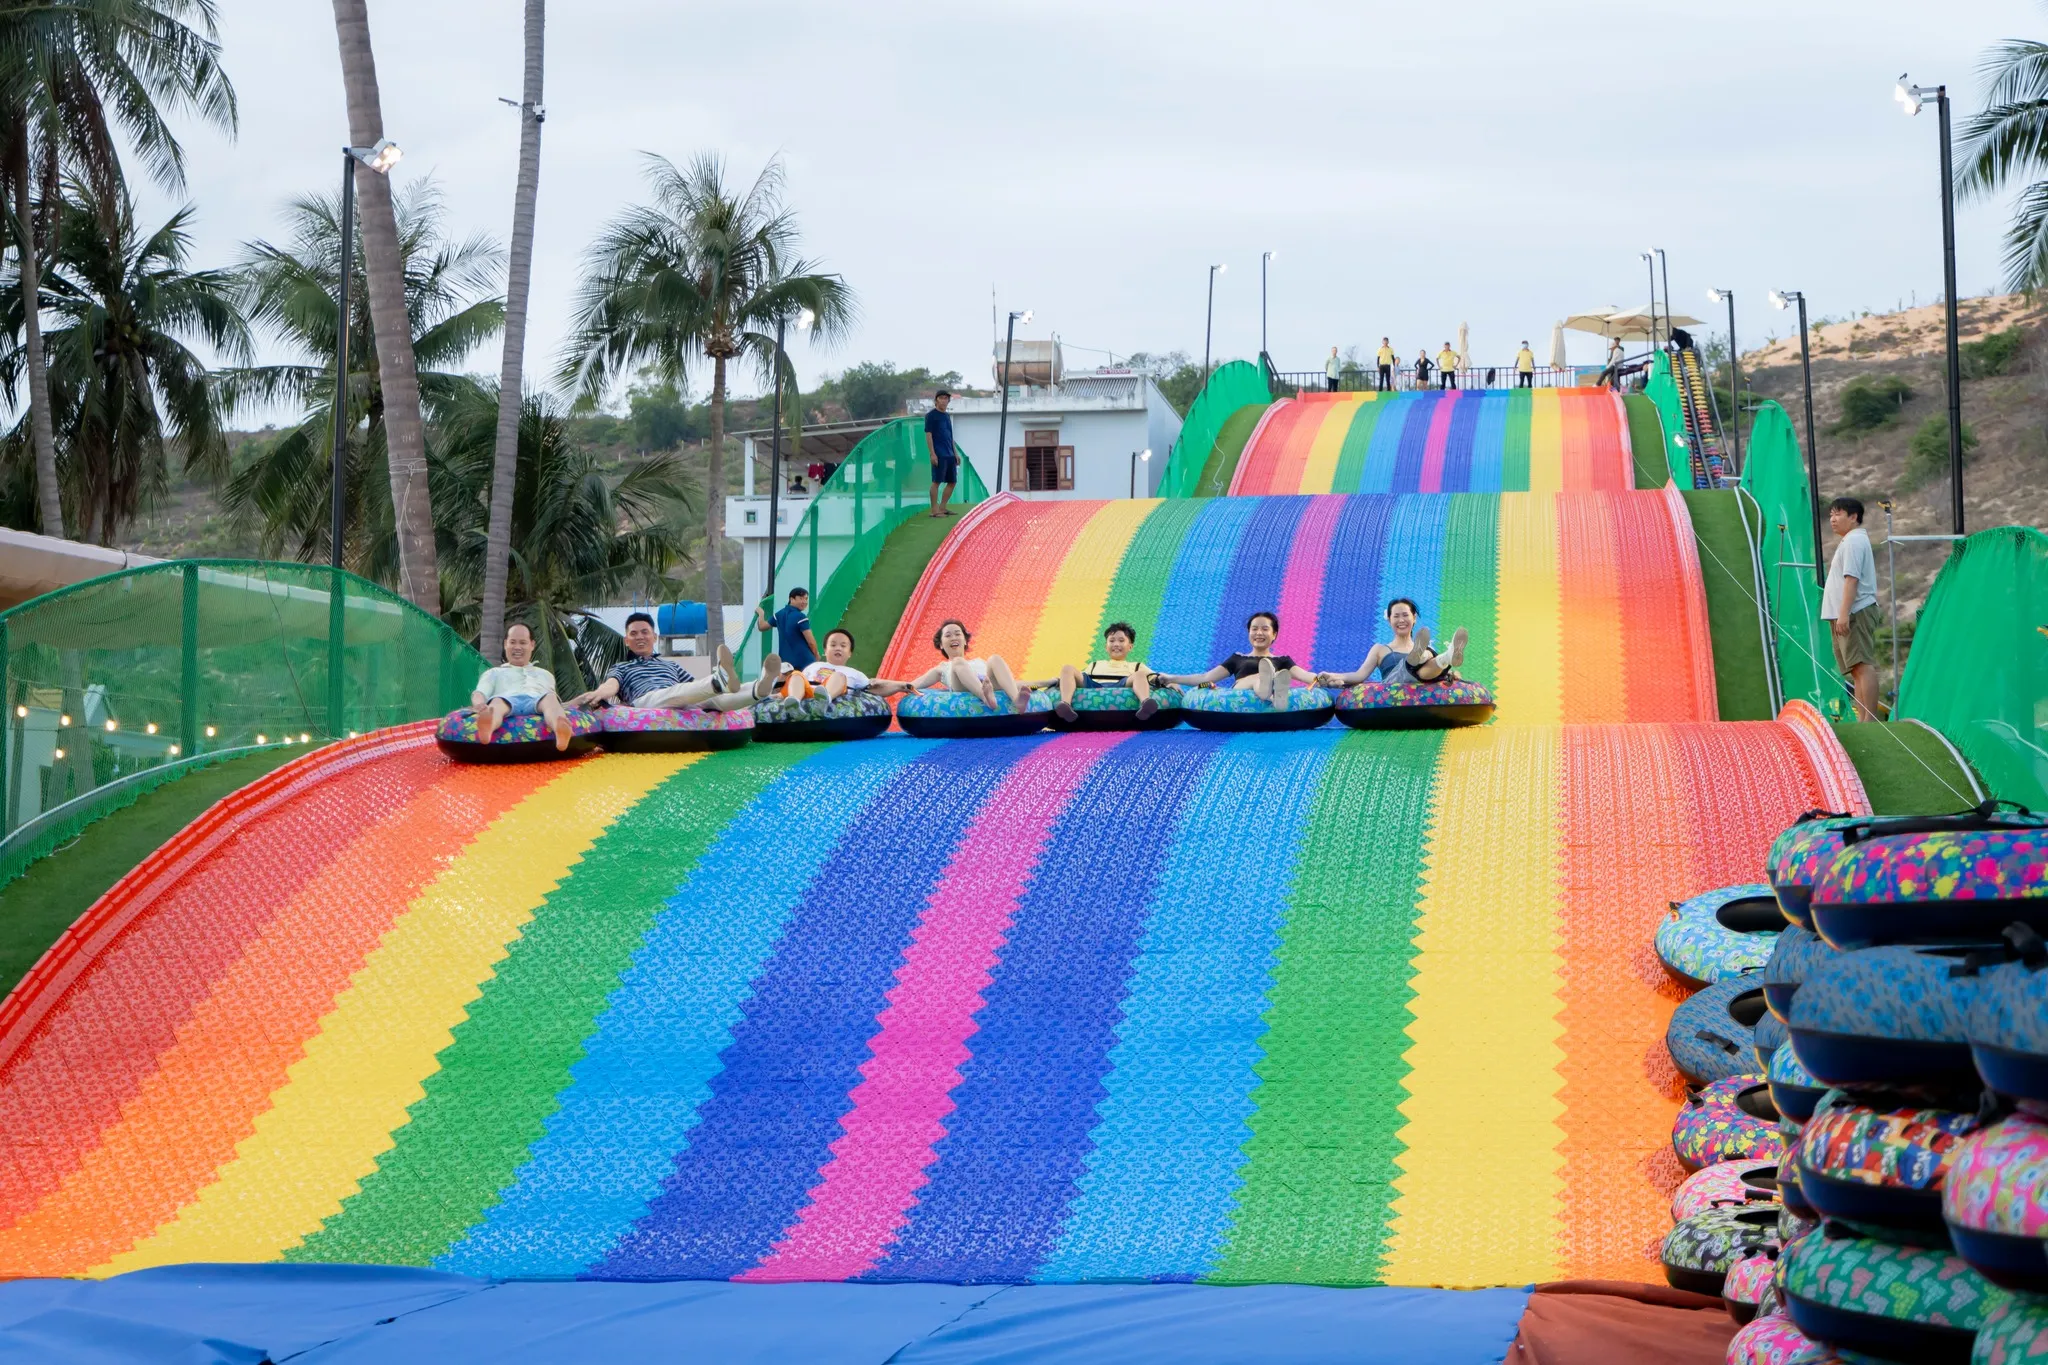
[0, 706, 1863, 1285]
[878, 489, 1717, 726]
[1228, 390, 1634, 497]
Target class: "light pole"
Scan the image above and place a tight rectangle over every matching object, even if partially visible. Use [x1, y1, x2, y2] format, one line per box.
[1639, 250, 1660, 350]
[994, 308, 1031, 493]
[1203, 263, 1227, 378]
[764, 306, 815, 602]
[329, 138, 402, 569]
[1899, 76, 1967, 536]
[1260, 251, 1276, 365]
[1656, 247, 1671, 343]
[1707, 288, 1741, 470]
[1770, 289, 1825, 586]
[1130, 447, 1152, 499]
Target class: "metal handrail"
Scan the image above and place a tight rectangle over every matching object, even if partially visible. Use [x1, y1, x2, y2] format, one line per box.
[1268, 363, 1582, 394]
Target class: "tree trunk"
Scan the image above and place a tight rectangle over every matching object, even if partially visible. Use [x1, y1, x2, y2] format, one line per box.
[705, 353, 727, 639]
[479, 0, 544, 663]
[12, 129, 65, 539]
[331, 0, 440, 615]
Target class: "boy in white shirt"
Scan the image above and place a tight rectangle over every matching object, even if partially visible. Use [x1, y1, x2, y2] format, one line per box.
[778, 628, 915, 702]
[1822, 496, 1883, 722]
[471, 622, 576, 749]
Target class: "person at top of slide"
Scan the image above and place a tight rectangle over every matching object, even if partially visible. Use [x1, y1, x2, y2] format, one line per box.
[472, 621, 577, 749]
[1037, 620, 1159, 724]
[1157, 610, 1319, 712]
[1376, 337, 1396, 391]
[925, 388, 958, 517]
[1516, 340, 1536, 387]
[1414, 350, 1433, 389]
[1436, 342, 1459, 390]
[776, 627, 915, 702]
[903, 619, 1026, 711]
[1324, 346, 1341, 392]
[1317, 598, 1468, 688]
[1823, 496, 1882, 722]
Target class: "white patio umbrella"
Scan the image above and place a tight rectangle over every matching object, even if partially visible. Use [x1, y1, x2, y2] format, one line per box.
[1562, 306, 1629, 338]
[1549, 322, 1568, 371]
[1606, 303, 1703, 333]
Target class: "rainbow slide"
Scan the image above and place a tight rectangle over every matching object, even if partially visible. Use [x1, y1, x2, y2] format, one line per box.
[1228, 389, 1634, 497]
[0, 465, 1868, 1287]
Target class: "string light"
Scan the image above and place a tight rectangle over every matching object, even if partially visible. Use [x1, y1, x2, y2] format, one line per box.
[256, 733, 267, 744]
[52, 747, 64, 760]
[205, 725, 216, 738]
[145, 723, 157, 735]
[12, 706, 24, 719]
[59, 714, 71, 727]
[167, 744, 181, 756]
[299, 732, 310, 743]
[104, 719, 117, 732]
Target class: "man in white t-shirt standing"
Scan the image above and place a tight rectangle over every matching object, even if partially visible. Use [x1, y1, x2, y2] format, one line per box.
[1822, 495, 1882, 722]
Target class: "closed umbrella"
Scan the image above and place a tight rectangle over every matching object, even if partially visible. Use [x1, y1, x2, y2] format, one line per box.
[1457, 321, 1469, 374]
[1549, 322, 1568, 372]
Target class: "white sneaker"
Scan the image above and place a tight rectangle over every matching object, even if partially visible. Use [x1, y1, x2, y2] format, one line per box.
[709, 665, 732, 694]
[753, 654, 782, 701]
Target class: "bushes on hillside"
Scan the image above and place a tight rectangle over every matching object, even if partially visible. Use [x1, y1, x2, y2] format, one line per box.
[1960, 327, 2026, 379]
[1903, 415, 1979, 489]
[1833, 375, 1914, 433]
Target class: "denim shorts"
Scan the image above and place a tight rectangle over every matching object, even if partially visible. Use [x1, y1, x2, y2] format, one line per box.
[495, 694, 544, 717]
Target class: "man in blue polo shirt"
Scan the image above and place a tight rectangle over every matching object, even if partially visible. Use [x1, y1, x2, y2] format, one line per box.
[925, 389, 958, 517]
[755, 587, 819, 672]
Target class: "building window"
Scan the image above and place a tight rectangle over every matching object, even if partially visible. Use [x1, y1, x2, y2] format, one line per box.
[1011, 429, 1073, 492]
[744, 509, 758, 525]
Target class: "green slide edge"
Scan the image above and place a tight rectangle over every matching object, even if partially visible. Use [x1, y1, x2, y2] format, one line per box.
[1625, 394, 1670, 489]
[1194, 404, 1268, 497]
[0, 748, 300, 1000]
[1680, 489, 1773, 722]
[833, 511, 960, 675]
[1832, 721, 1985, 816]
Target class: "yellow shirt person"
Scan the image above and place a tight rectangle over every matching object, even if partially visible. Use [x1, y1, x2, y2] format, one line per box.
[1515, 342, 1537, 387]
[1436, 345, 1458, 390]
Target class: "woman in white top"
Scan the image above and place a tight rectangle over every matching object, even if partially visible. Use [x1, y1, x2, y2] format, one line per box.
[904, 619, 1025, 711]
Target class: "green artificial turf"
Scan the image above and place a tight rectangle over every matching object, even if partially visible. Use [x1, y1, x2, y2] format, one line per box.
[1681, 489, 1774, 721]
[1195, 403, 1268, 497]
[1831, 721, 1985, 816]
[1625, 394, 1671, 489]
[832, 511, 960, 675]
[0, 749, 298, 1000]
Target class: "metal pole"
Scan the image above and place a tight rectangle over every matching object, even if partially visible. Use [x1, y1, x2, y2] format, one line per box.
[1884, 499, 1899, 701]
[1203, 266, 1217, 378]
[766, 315, 785, 602]
[1658, 249, 1672, 346]
[329, 149, 356, 570]
[995, 312, 1018, 493]
[1795, 293, 1824, 587]
[1129, 450, 1137, 500]
[1725, 290, 1742, 471]
[1644, 255, 1660, 351]
[1260, 254, 1267, 359]
[1936, 88, 1966, 536]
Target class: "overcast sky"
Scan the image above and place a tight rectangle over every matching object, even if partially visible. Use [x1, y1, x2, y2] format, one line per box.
[157, 0, 2038, 408]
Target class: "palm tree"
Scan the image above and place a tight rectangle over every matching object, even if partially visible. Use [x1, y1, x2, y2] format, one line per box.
[0, 184, 249, 544]
[560, 153, 853, 632]
[0, 0, 236, 538]
[330, 0, 437, 613]
[1961, 33, 2048, 291]
[220, 182, 502, 574]
[434, 384, 698, 689]
[480, 0, 546, 664]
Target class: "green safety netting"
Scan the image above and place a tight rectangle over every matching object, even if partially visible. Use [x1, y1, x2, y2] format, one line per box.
[744, 417, 989, 671]
[1154, 360, 1271, 499]
[1897, 525, 2048, 808]
[0, 561, 484, 839]
[1736, 401, 1830, 713]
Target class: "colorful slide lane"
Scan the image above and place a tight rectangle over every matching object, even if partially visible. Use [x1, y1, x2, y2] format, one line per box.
[878, 490, 1717, 726]
[0, 707, 1864, 1285]
[1229, 390, 1634, 497]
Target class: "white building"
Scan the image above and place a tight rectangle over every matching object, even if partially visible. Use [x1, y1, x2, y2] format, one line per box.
[940, 365, 1182, 502]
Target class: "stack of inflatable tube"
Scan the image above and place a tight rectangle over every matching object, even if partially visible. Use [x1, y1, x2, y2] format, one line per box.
[1331, 679, 1495, 730]
[596, 705, 754, 753]
[1669, 978, 1771, 1086]
[1042, 683, 1185, 732]
[752, 691, 893, 743]
[895, 686, 1055, 739]
[1673, 1075, 1783, 1171]
[1179, 684, 1334, 733]
[435, 708, 601, 763]
[1656, 884, 1782, 986]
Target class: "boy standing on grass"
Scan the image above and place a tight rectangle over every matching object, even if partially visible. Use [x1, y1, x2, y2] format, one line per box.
[1823, 496, 1883, 722]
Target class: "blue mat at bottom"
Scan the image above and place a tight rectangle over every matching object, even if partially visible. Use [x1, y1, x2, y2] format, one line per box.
[0, 1266, 1530, 1364]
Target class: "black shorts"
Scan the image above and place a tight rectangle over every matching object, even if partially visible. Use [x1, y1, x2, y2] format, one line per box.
[931, 454, 958, 484]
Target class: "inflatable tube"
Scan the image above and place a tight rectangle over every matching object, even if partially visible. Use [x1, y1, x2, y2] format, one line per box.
[435, 707, 600, 763]
[1753, 1010, 1788, 1074]
[1780, 1228, 1998, 1363]
[1331, 679, 1495, 730]
[1943, 1111, 2048, 1292]
[1671, 1158, 1780, 1221]
[1779, 1159, 1815, 1222]
[1669, 978, 1771, 1086]
[1813, 823, 2048, 951]
[1727, 1312, 1816, 1365]
[1660, 1204, 1780, 1296]
[751, 691, 893, 743]
[896, 686, 1054, 740]
[1655, 883, 1783, 987]
[1796, 1091, 1980, 1238]
[1789, 946, 1979, 1090]
[1976, 1294, 2048, 1363]
[1969, 948, 2048, 1107]
[1044, 683, 1185, 732]
[1767, 1042, 1827, 1125]
[1763, 925, 1839, 1023]
[1180, 684, 1334, 733]
[1674, 1075, 1784, 1170]
[1722, 1252, 1779, 1326]
[596, 705, 754, 753]
[1766, 813, 1863, 929]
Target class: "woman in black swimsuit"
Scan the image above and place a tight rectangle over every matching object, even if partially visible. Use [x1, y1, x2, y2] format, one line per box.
[1156, 610, 1319, 712]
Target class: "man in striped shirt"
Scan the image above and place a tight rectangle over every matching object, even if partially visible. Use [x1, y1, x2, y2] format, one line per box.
[566, 613, 779, 712]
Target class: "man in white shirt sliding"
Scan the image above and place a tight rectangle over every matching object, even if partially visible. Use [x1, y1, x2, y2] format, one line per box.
[1821, 496, 1883, 723]
[471, 622, 576, 749]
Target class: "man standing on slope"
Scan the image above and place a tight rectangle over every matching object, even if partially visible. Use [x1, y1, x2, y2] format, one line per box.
[926, 388, 958, 517]
[1436, 341, 1459, 390]
[1516, 340, 1536, 388]
[1325, 347, 1341, 392]
[1376, 337, 1396, 391]
[1822, 496, 1883, 723]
